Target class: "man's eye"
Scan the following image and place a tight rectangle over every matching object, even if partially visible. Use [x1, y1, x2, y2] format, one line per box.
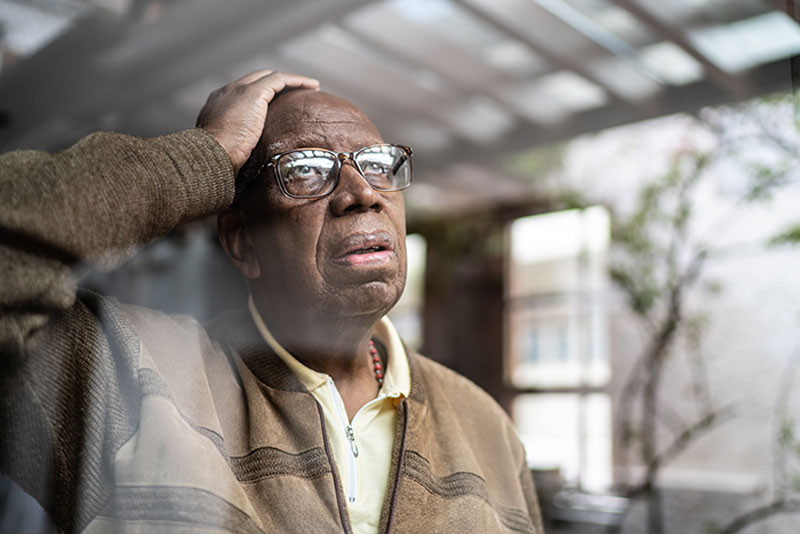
[365, 161, 389, 174]
[287, 164, 322, 181]
[295, 165, 315, 177]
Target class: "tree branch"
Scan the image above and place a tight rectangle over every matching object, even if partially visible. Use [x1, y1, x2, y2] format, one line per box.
[625, 407, 735, 498]
[719, 499, 800, 534]
[772, 351, 800, 500]
[657, 401, 689, 438]
[685, 326, 713, 417]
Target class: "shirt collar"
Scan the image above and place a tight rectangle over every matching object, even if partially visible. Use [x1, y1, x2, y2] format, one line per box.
[247, 296, 411, 398]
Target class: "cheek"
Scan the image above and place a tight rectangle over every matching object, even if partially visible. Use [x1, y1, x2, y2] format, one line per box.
[391, 197, 407, 267]
[396, 240, 408, 287]
[252, 207, 326, 285]
[386, 197, 408, 293]
[390, 193, 406, 226]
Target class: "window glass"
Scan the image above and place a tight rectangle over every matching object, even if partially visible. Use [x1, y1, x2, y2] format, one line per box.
[388, 233, 426, 350]
[514, 393, 612, 491]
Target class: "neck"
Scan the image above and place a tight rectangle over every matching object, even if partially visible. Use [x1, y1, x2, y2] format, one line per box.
[251, 295, 380, 384]
[285, 329, 374, 385]
[251, 293, 388, 419]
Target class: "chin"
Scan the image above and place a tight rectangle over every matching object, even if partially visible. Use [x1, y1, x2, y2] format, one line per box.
[336, 279, 405, 319]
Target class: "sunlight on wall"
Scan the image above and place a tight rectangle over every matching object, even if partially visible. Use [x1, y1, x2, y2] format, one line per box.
[388, 233, 427, 349]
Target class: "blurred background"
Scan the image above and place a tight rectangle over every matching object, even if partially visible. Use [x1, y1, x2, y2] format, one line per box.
[2, 0, 800, 532]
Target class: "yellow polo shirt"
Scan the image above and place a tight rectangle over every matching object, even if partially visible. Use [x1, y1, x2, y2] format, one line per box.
[248, 298, 411, 534]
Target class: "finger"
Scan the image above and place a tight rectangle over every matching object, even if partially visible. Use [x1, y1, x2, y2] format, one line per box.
[250, 71, 321, 95]
[232, 69, 275, 86]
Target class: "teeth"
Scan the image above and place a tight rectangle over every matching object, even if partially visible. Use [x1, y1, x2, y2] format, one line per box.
[354, 246, 381, 254]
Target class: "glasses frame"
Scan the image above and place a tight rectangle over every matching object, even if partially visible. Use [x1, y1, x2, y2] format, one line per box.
[259, 143, 414, 199]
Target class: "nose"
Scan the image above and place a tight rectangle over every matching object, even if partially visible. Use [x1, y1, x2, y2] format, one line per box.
[328, 160, 383, 216]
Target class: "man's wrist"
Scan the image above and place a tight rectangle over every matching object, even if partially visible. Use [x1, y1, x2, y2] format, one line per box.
[200, 127, 249, 174]
[154, 129, 237, 215]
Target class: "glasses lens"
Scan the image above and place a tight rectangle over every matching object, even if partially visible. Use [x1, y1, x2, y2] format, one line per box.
[355, 145, 412, 191]
[277, 150, 337, 197]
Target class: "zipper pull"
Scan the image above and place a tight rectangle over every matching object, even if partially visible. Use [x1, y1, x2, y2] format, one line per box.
[345, 425, 359, 457]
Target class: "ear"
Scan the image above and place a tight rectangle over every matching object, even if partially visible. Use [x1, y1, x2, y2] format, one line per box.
[217, 209, 262, 279]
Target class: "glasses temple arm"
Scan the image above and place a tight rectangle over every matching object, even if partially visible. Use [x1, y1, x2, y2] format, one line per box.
[391, 155, 407, 175]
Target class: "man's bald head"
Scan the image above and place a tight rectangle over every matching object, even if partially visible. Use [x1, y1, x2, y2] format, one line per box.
[261, 89, 381, 157]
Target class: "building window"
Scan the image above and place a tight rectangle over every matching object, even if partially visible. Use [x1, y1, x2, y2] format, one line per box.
[506, 207, 611, 491]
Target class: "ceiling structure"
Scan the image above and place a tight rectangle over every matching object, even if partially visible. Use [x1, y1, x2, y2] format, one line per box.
[1, 0, 798, 217]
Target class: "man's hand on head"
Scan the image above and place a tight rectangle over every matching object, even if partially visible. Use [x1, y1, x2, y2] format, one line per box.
[196, 70, 320, 174]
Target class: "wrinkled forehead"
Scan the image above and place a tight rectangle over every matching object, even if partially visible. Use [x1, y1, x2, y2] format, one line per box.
[262, 89, 383, 156]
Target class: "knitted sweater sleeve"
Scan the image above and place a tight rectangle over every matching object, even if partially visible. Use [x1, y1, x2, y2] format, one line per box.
[0, 129, 234, 531]
[0, 128, 235, 357]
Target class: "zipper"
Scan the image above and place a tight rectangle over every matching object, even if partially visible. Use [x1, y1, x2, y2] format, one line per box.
[327, 376, 390, 504]
[345, 425, 359, 457]
[327, 377, 365, 504]
[325, 371, 404, 523]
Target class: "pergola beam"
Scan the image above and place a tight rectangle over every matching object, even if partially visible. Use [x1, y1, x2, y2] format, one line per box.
[453, 0, 641, 110]
[414, 57, 794, 174]
[0, 0, 375, 151]
[607, 0, 746, 96]
[342, 6, 531, 126]
[766, 0, 800, 23]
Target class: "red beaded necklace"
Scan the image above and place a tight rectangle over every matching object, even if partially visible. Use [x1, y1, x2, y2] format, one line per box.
[368, 340, 384, 387]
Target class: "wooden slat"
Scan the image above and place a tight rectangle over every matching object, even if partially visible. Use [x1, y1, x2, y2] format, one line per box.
[414, 57, 795, 174]
[279, 26, 508, 146]
[766, 0, 800, 23]
[607, 0, 745, 95]
[454, 0, 647, 108]
[0, 0, 376, 151]
[273, 49, 457, 156]
[343, 2, 535, 123]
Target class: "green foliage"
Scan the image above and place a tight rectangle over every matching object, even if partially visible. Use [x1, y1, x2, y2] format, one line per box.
[780, 418, 794, 446]
[604, 91, 800, 534]
[621, 424, 638, 447]
[551, 188, 589, 211]
[609, 152, 709, 319]
[778, 416, 800, 475]
[684, 313, 711, 347]
[609, 266, 660, 317]
[702, 279, 723, 296]
[502, 142, 567, 182]
[769, 224, 800, 247]
[746, 163, 790, 202]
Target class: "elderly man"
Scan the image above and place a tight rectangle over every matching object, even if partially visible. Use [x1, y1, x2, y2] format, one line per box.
[0, 71, 542, 533]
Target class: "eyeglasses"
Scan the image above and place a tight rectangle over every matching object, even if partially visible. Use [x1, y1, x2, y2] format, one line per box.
[259, 143, 413, 199]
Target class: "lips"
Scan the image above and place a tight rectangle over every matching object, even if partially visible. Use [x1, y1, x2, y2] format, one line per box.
[331, 231, 396, 267]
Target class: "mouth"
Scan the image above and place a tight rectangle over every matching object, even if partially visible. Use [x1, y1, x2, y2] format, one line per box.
[331, 232, 395, 267]
[348, 244, 389, 254]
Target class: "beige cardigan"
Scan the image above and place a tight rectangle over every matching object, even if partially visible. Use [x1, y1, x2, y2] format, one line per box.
[0, 129, 542, 533]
